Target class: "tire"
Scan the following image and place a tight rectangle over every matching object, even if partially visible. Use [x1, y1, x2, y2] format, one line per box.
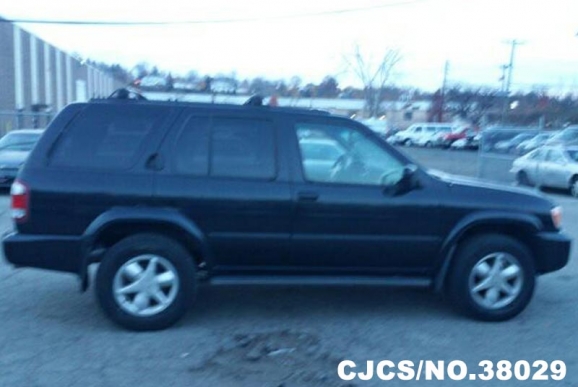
[570, 176, 578, 198]
[405, 139, 413, 146]
[425, 141, 433, 148]
[446, 234, 535, 322]
[96, 233, 196, 331]
[516, 171, 531, 187]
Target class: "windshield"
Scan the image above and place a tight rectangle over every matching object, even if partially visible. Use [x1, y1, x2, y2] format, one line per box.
[0, 132, 41, 151]
[510, 133, 535, 144]
[557, 129, 578, 141]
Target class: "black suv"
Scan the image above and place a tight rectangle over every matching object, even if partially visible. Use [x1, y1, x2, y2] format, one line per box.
[2, 94, 572, 330]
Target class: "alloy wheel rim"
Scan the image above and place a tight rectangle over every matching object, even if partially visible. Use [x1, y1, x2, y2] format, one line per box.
[113, 254, 180, 317]
[572, 181, 578, 197]
[468, 253, 523, 310]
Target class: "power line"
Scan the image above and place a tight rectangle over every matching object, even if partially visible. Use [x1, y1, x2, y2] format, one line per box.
[0, 0, 429, 25]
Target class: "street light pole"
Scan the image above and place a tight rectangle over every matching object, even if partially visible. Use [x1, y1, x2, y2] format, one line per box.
[440, 60, 449, 122]
[500, 39, 525, 123]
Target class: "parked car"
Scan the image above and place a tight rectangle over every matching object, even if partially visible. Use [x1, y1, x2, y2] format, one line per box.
[450, 131, 481, 150]
[359, 117, 390, 138]
[0, 129, 44, 187]
[546, 126, 578, 147]
[388, 123, 458, 146]
[298, 138, 345, 182]
[516, 132, 557, 155]
[414, 126, 453, 147]
[493, 132, 539, 154]
[2, 91, 571, 330]
[437, 127, 477, 148]
[511, 146, 578, 197]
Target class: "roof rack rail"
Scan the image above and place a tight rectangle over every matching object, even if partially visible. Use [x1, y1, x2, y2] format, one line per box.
[244, 95, 263, 106]
[108, 88, 147, 101]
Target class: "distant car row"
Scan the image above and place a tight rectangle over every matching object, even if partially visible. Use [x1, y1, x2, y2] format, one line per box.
[483, 125, 578, 155]
[385, 123, 480, 150]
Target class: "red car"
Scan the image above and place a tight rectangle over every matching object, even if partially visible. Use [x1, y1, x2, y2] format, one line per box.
[438, 127, 478, 148]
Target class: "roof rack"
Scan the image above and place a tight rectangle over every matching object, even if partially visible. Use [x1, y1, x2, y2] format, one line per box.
[108, 88, 147, 101]
[244, 95, 264, 106]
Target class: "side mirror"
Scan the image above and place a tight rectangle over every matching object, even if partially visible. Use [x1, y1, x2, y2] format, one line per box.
[387, 164, 419, 196]
[402, 164, 419, 187]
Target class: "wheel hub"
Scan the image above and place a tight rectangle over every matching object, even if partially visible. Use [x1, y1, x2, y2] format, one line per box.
[113, 254, 180, 317]
[468, 253, 523, 310]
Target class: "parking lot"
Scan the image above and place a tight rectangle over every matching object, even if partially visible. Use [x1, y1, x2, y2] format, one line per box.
[0, 148, 576, 387]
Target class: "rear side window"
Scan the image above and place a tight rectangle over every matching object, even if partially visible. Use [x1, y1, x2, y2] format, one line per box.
[172, 116, 210, 175]
[210, 118, 276, 179]
[49, 105, 169, 170]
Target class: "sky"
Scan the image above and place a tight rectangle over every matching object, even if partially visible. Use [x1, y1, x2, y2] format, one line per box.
[1, 0, 577, 93]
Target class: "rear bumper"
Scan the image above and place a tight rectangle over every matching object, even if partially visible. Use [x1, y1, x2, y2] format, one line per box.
[2, 232, 84, 274]
[534, 231, 572, 274]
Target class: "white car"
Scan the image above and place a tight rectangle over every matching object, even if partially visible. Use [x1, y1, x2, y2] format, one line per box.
[360, 118, 389, 138]
[298, 138, 345, 182]
[511, 146, 578, 197]
[414, 126, 454, 147]
[390, 123, 458, 146]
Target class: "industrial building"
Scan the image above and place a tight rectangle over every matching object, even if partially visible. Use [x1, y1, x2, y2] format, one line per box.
[0, 18, 121, 132]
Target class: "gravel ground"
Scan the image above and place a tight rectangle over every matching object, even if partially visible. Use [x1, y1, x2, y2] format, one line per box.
[0, 149, 576, 387]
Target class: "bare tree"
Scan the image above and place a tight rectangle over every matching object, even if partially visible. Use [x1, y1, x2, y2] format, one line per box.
[344, 44, 402, 117]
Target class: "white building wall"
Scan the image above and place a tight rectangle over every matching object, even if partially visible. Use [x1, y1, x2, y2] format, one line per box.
[13, 25, 24, 110]
[30, 35, 39, 104]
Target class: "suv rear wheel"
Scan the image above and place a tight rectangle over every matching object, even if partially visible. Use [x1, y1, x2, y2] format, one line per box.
[447, 234, 535, 321]
[96, 233, 196, 331]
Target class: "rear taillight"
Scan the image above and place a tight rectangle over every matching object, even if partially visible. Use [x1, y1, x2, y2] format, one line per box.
[11, 180, 29, 222]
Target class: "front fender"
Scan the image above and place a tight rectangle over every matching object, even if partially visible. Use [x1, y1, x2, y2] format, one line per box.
[432, 211, 542, 292]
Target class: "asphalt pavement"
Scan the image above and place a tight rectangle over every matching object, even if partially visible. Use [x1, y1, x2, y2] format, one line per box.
[0, 149, 576, 387]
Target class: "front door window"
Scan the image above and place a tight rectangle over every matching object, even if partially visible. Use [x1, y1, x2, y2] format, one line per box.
[296, 123, 405, 186]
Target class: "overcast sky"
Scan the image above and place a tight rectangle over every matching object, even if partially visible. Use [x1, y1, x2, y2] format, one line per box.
[1, 0, 577, 93]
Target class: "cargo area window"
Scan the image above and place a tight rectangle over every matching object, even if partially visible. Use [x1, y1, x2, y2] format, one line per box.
[49, 105, 169, 170]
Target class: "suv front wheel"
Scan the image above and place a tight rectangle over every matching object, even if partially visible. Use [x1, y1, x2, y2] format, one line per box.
[447, 234, 535, 321]
[96, 233, 196, 331]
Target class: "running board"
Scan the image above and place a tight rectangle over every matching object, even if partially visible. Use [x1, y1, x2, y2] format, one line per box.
[208, 275, 431, 287]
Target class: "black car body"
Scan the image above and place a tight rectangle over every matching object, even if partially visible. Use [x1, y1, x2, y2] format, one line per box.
[2, 94, 572, 330]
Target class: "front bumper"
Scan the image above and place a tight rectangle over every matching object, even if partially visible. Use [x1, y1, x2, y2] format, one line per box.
[2, 232, 84, 274]
[533, 231, 572, 274]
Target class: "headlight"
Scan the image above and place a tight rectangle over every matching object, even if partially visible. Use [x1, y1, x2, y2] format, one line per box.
[551, 206, 562, 229]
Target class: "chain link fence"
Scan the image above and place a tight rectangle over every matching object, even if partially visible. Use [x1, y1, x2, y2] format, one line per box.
[478, 127, 542, 183]
[0, 111, 53, 137]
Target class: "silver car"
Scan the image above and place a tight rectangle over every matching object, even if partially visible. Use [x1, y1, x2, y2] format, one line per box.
[511, 146, 578, 197]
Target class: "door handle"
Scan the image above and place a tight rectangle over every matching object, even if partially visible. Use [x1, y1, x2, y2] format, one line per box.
[297, 191, 319, 202]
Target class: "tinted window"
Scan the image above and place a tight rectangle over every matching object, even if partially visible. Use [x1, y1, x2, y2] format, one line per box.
[210, 118, 275, 179]
[50, 105, 168, 170]
[296, 123, 404, 186]
[300, 141, 344, 161]
[567, 150, 578, 162]
[172, 116, 210, 175]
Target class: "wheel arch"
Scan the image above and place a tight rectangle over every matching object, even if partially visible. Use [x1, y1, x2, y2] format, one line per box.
[80, 207, 212, 289]
[432, 211, 542, 292]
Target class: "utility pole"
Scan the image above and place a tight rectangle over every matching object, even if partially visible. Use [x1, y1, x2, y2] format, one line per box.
[501, 39, 525, 123]
[440, 60, 449, 122]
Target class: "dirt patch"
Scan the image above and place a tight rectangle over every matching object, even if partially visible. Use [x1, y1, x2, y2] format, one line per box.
[188, 329, 354, 386]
